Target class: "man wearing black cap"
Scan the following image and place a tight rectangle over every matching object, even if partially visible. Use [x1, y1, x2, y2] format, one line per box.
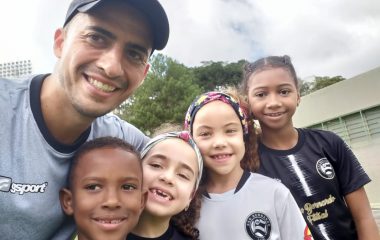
[0, 0, 169, 239]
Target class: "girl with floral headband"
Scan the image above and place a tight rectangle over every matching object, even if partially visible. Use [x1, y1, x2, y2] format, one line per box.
[184, 90, 312, 240]
[127, 131, 203, 240]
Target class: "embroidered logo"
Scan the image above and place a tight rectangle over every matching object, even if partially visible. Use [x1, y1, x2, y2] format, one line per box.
[315, 158, 335, 179]
[245, 212, 272, 240]
[0, 176, 48, 195]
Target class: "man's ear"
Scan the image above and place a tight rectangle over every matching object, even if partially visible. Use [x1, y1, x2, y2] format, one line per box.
[139, 63, 150, 87]
[59, 188, 74, 216]
[53, 28, 65, 58]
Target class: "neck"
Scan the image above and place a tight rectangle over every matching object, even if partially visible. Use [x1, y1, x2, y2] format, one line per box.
[131, 211, 171, 238]
[40, 74, 94, 145]
[207, 166, 244, 194]
[260, 124, 298, 150]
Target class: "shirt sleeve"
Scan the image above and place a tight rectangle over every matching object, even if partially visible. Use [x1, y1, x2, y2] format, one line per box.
[330, 132, 371, 195]
[277, 189, 312, 240]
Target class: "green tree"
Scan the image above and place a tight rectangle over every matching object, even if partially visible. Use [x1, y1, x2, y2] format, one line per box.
[300, 76, 345, 96]
[192, 60, 247, 91]
[117, 54, 202, 135]
[312, 76, 345, 92]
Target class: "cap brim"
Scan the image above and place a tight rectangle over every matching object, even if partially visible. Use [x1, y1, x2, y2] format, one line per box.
[64, 0, 169, 50]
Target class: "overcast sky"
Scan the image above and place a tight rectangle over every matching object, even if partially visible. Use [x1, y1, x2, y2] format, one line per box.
[1, 0, 379, 80]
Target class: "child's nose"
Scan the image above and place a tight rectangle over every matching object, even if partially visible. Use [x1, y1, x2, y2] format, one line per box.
[266, 94, 282, 108]
[159, 171, 175, 186]
[212, 137, 227, 149]
[102, 189, 121, 209]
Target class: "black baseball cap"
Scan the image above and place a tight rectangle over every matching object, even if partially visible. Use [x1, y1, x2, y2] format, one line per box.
[64, 0, 169, 50]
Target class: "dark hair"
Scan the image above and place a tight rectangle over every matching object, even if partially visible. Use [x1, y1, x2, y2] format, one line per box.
[224, 87, 259, 172]
[240, 55, 299, 94]
[171, 193, 201, 240]
[67, 136, 141, 189]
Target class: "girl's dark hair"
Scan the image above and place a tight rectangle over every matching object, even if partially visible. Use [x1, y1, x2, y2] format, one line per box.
[224, 87, 259, 172]
[67, 136, 141, 189]
[171, 190, 202, 240]
[240, 55, 299, 94]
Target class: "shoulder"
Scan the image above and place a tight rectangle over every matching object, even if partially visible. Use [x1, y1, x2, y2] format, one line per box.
[91, 113, 149, 151]
[299, 127, 341, 140]
[0, 76, 31, 94]
[298, 127, 345, 147]
[93, 113, 143, 134]
[248, 173, 291, 195]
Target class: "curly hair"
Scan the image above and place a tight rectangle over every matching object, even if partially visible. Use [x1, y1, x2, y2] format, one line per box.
[223, 87, 260, 172]
[171, 189, 202, 240]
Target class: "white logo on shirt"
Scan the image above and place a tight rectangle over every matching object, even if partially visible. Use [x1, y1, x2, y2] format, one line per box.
[245, 212, 272, 240]
[0, 176, 48, 195]
[316, 158, 335, 179]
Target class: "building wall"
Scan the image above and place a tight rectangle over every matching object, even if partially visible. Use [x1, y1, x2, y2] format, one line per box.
[293, 66, 380, 207]
[294, 67, 380, 127]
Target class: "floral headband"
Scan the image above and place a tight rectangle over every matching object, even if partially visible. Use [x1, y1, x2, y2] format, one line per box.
[184, 91, 249, 137]
[141, 131, 203, 190]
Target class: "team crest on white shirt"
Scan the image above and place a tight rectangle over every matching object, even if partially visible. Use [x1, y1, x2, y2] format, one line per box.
[315, 158, 335, 179]
[245, 212, 271, 240]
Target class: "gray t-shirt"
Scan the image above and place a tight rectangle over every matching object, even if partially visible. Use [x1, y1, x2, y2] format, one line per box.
[197, 172, 310, 240]
[0, 75, 149, 240]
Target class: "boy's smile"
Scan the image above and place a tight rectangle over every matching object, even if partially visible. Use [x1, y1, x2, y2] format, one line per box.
[62, 147, 144, 240]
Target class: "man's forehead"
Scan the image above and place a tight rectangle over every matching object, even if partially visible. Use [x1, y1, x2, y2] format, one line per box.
[64, 0, 169, 51]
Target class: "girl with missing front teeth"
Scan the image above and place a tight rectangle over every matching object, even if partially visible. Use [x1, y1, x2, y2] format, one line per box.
[184, 90, 310, 240]
[127, 131, 203, 240]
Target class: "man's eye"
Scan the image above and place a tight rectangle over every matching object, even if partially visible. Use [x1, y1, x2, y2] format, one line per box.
[122, 184, 137, 191]
[126, 49, 147, 64]
[86, 33, 106, 46]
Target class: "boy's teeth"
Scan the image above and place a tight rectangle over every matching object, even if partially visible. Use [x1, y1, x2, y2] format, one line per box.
[89, 78, 116, 92]
[98, 219, 122, 224]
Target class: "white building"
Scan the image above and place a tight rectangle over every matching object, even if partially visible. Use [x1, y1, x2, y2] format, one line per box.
[0, 60, 32, 78]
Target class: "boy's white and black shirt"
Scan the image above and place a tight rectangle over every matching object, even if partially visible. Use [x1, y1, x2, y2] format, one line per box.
[258, 128, 371, 240]
[197, 171, 311, 240]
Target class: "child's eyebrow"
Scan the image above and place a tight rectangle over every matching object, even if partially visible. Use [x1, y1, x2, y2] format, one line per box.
[179, 163, 195, 176]
[146, 153, 196, 175]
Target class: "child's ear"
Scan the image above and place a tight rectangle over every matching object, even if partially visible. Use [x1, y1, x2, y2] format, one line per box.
[297, 93, 301, 107]
[59, 188, 74, 216]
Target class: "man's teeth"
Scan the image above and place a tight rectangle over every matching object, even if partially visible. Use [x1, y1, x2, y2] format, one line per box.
[152, 189, 173, 200]
[89, 78, 116, 92]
